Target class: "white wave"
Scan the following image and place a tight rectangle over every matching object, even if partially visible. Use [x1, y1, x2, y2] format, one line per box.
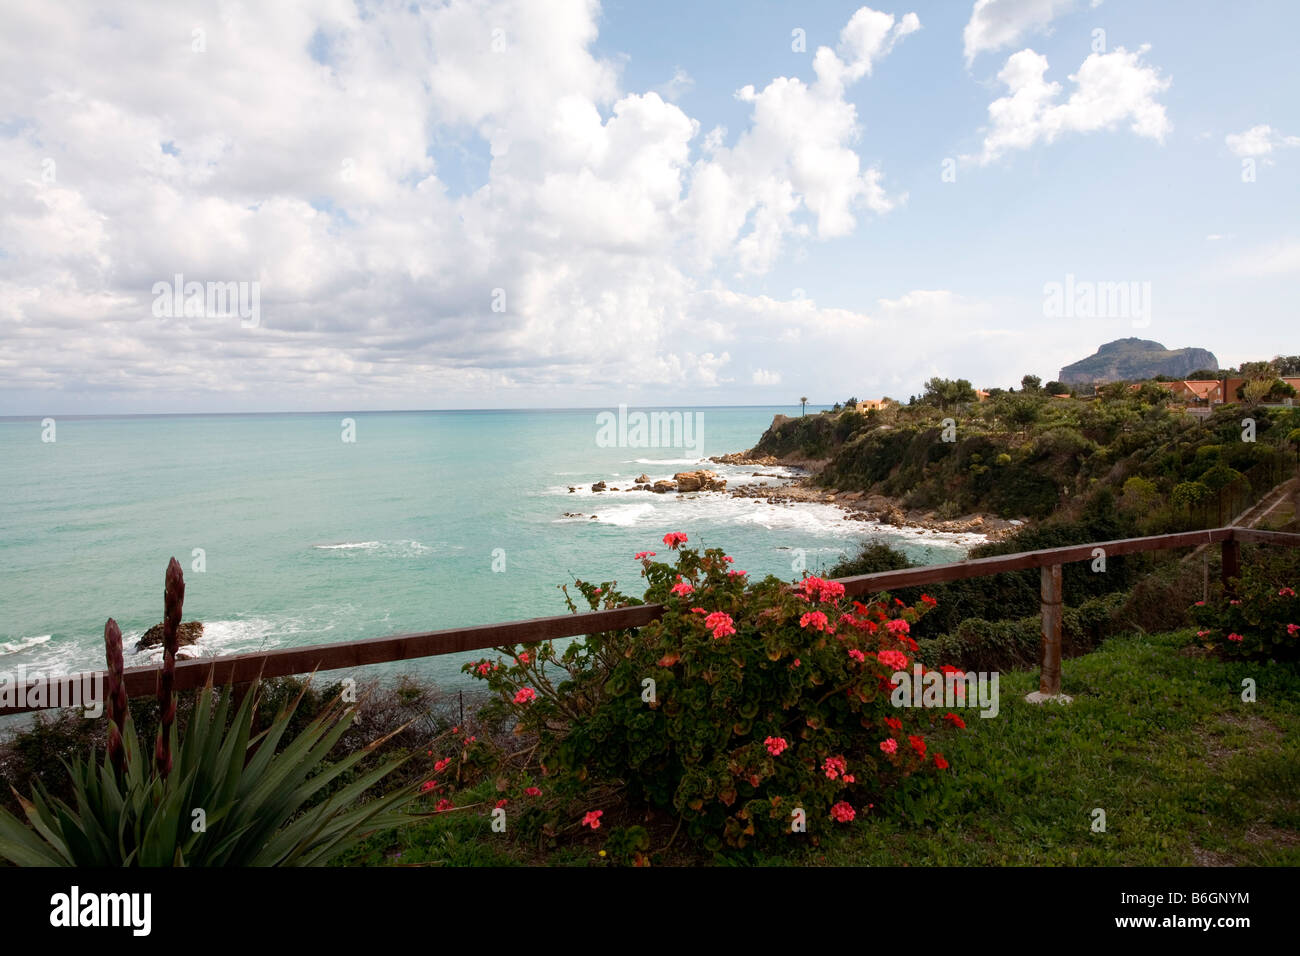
[312, 539, 435, 556]
[629, 457, 705, 466]
[589, 502, 658, 527]
[0, 634, 51, 656]
[128, 612, 343, 666]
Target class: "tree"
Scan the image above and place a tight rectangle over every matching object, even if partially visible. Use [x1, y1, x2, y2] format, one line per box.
[1002, 394, 1043, 431]
[800, 396, 808, 417]
[1274, 355, 1300, 376]
[1200, 463, 1248, 525]
[921, 377, 977, 409]
[1044, 380, 1071, 396]
[1187, 368, 1221, 380]
[1021, 374, 1042, 393]
[1171, 480, 1211, 526]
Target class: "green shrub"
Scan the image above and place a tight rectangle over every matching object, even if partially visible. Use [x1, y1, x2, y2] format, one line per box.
[1190, 557, 1300, 662]
[465, 535, 954, 851]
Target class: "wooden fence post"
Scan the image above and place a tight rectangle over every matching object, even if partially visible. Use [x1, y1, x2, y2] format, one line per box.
[1030, 563, 1068, 702]
[1221, 538, 1241, 596]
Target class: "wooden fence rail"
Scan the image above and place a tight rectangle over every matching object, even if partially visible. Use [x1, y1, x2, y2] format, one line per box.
[3, 525, 1298, 715]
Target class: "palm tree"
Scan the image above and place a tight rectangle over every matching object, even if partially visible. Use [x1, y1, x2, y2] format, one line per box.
[800, 396, 808, 417]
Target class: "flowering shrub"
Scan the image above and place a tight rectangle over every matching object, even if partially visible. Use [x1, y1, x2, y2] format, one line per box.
[465, 533, 957, 851]
[1191, 566, 1300, 662]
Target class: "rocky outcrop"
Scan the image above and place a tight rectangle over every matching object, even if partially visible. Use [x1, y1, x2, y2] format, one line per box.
[135, 620, 204, 652]
[635, 473, 650, 483]
[591, 481, 607, 492]
[1059, 338, 1218, 385]
[709, 452, 781, 466]
[652, 480, 677, 493]
[673, 470, 727, 492]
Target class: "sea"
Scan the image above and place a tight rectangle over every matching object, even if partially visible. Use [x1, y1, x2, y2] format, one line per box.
[0, 407, 984, 694]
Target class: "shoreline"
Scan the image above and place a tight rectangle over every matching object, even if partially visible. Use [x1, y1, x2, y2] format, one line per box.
[706, 453, 1023, 541]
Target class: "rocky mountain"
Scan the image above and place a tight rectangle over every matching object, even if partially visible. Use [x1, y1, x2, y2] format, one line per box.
[1058, 338, 1218, 385]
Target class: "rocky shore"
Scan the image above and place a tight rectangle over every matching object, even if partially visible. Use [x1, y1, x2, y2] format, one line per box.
[569, 451, 1021, 539]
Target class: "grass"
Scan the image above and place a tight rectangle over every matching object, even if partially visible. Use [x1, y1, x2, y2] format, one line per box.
[338, 629, 1300, 866]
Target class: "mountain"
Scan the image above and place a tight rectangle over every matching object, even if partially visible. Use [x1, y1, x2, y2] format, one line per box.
[1058, 338, 1218, 385]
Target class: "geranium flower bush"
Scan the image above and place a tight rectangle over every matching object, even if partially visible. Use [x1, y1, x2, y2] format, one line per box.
[464, 533, 958, 852]
[1191, 565, 1300, 662]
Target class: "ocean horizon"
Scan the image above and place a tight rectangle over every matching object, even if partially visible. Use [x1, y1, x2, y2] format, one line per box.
[0, 406, 982, 691]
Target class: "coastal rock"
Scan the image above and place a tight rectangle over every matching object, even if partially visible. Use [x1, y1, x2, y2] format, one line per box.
[591, 481, 607, 492]
[673, 470, 727, 492]
[568, 486, 576, 493]
[880, 506, 906, 527]
[635, 473, 650, 483]
[135, 620, 204, 652]
[710, 452, 780, 466]
[652, 480, 677, 493]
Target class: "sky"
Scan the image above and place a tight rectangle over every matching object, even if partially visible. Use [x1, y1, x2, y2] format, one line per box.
[1, 0, 1297, 414]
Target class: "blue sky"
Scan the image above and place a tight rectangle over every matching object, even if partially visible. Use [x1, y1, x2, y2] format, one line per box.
[0, 0, 1296, 414]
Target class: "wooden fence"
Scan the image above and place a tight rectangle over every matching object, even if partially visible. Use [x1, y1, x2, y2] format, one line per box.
[3, 525, 1298, 716]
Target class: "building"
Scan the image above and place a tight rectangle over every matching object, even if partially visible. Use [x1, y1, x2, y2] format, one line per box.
[854, 398, 893, 413]
[1155, 377, 1300, 407]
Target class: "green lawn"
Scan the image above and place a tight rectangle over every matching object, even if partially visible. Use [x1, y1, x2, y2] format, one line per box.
[339, 629, 1300, 867]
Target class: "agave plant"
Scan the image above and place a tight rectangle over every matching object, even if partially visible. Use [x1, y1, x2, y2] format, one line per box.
[0, 559, 428, 866]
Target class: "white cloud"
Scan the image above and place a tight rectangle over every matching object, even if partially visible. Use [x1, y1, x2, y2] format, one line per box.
[1225, 124, 1300, 158]
[0, 2, 922, 411]
[962, 0, 1084, 66]
[971, 45, 1171, 164]
[655, 67, 694, 103]
[751, 368, 782, 386]
[682, 8, 917, 274]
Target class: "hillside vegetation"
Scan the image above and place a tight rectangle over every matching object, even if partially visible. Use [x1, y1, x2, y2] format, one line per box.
[755, 380, 1299, 529]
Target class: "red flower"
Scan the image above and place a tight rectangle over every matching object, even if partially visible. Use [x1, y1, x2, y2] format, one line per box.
[934, 753, 949, 770]
[634, 551, 657, 560]
[1227, 633, 1243, 643]
[830, 801, 856, 823]
[670, 578, 694, 597]
[704, 611, 737, 639]
[877, 649, 909, 670]
[879, 738, 898, 755]
[513, 687, 537, 704]
[884, 716, 902, 732]
[764, 736, 788, 756]
[496, 799, 509, 809]
[847, 648, 866, 663]
[420, 780, 436, 792]
[799, 611, 833, 633]
[920, 594, 937, 606]
[518, 651, 531, 665]
[908, 734, 927, 757]
[433, 757, 452, 773]
[524, 786, 542, 797]
[435, 799, 455, 812]
[943, 711, 967, 729]
[823, 755, 848, 780]
[662, 532, 688, 549]
[798, 576, 846, 604]
[582, 810, 604, 829]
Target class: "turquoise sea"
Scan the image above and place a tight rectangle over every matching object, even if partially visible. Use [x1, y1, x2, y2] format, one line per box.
[0, 407, 982, 690]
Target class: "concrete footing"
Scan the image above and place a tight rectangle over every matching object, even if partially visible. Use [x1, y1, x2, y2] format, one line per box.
[1024, 691, 1074, 705]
